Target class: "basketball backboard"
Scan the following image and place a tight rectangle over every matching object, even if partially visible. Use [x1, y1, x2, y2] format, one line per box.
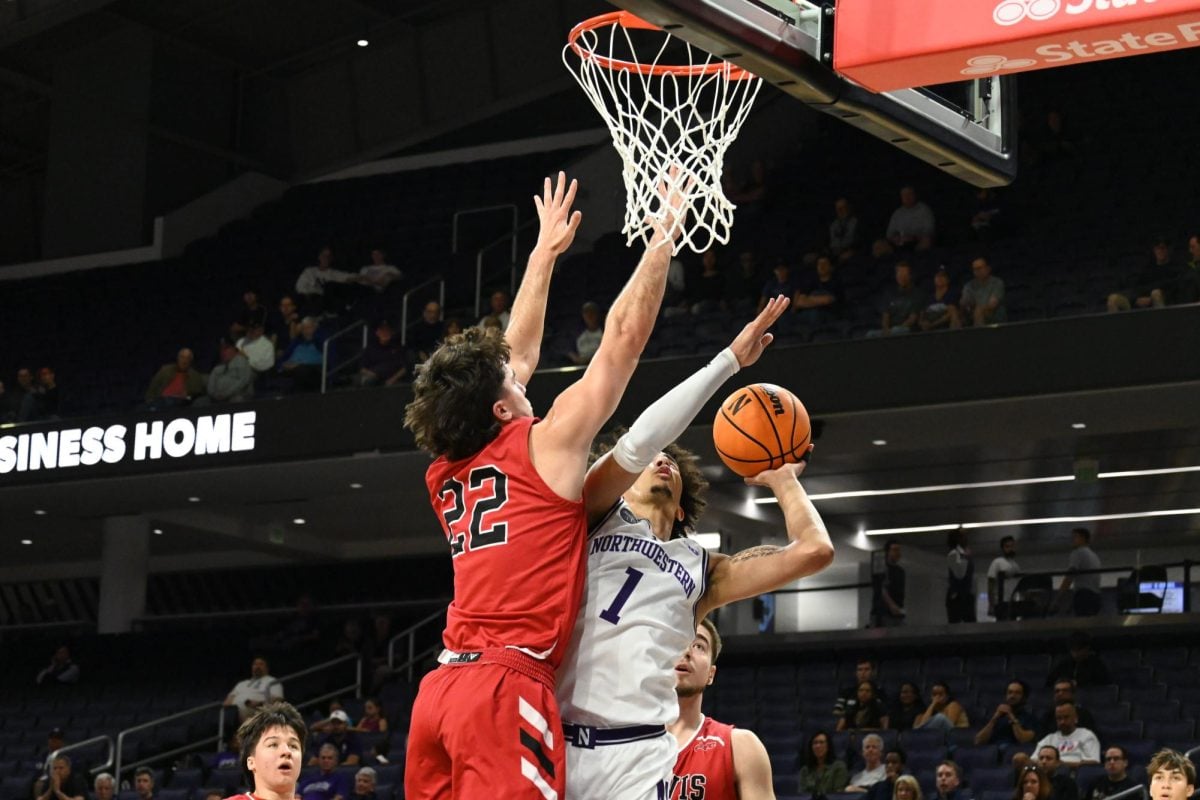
[605, 0, 1019, 187]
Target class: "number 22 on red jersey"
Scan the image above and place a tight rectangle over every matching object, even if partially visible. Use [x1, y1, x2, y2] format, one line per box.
[436, 464, 510, 557]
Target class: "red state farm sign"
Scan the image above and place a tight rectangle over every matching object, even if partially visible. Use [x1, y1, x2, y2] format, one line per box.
[833, 0, 1200, 93]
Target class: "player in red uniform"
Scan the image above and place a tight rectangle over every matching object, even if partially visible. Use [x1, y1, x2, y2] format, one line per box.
[223, 702, 307, 800]
[669, 619, 775, 800]
[402, 171, 684, 800]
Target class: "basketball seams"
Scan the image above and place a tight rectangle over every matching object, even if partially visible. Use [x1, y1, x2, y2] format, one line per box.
[717, 405, 774, 463]
[748, 385, 787, 470]
[714, 384, 811, 477]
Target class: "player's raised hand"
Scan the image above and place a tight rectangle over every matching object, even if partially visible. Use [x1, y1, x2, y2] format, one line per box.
[728, 294, 790, 368]
[648, 164, 691, 245]
[533, 171, 583, 255]
[743, 444, 814, 487]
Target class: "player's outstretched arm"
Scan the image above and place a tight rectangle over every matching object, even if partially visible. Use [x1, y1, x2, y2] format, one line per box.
[732, 729, 777, 800]
[506, 172, 583, 384]
[698, 457, 833, 619]
[583, 295, 790, 523]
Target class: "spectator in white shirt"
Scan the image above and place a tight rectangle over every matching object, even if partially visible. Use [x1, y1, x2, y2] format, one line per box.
[987, 535, 1022, 619]
[478, 289, 512, 331]
[358, 249, 402, 293]
[296, 247, 362, 316]
[237, 321, 277, 374]
[887, 185, 936, 252]
[224, 656, 284, 721]
[1035, 703, 1100, 766]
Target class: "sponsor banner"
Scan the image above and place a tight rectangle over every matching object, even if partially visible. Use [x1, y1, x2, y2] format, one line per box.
[833, 0, 1200, 93]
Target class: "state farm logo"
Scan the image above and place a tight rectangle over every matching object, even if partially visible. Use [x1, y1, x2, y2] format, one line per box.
[961, 54, 1038, 75]
[993, 0, 1157, 26]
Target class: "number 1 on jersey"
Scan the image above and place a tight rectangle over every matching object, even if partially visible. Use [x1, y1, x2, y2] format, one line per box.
[599, 567, 644, 625]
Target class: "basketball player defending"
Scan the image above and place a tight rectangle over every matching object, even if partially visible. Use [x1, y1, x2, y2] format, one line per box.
[403, 171, 685, 800]
[556, 295, 833, 800]
[670, 619, 774, 800]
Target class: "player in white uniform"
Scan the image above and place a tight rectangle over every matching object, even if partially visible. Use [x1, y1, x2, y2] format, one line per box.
[557, 296, 835, 800]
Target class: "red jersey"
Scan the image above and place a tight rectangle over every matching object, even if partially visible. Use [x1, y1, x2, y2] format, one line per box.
[672, 716, 738, 800]
[424, 416, 587, 669]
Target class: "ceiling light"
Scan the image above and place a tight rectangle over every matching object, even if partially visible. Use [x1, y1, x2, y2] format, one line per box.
[357, 38, 369, 47]
[864, 507, 1200, 536]
[350, 483, 363, 489]
[153, 528, 163, 535]
[20, 539, 32, 545]
[293, 518, 306, 525]
[872, 439, 887, 446]
[1071, 422, 1087, 430]
[188, 496, 201, 503]
[33, 509, 46, 516]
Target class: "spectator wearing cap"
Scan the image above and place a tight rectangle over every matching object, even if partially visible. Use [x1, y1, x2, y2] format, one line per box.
[569, 302, 604, 365]
[349, 768, 377, 800]
[35, 755, 87, 800]
[311, 710, 362, 766]
[37, 727, 67, 766]
[353, 320, 409, 388]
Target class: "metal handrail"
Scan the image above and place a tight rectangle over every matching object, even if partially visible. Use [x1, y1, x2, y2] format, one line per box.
[400, 275, 446, 347]
[473, 216, 537, 318]
[132, 597, 445, 626]
[996, 558, 1194, 612]
[451, 204, 517, 256]
[116, 700, 223, 778]
[392, 642, 443, 684]
[320, 319, 368, 393]
[46, 735, 114, 778]
[387, 608, 446, 682]
[0, 619, 96, 632]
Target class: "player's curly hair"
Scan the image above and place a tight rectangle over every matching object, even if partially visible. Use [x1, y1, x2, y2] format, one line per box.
[405, 327, 510, 461]
[590, 433, 708, 539]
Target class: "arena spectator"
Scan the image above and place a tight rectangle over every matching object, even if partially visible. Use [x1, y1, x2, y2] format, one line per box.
[442, 318, 463, 338]
[894, 775, 923, 800]
[310, 710, 362, 766]
[846, 733, 888, 792]
[35, 756, 87, 800]
[300, 744, 349, 800]
[838, 681, 889, 731]
[691, 247, 726, 314]
[478, 289, 511, 331]
[869, 238, 898, 273]
[871, 540, 907, 627]
[1014, 765, 1054, 800]
[1179, 234, 1200, 304]
[913, 681, 970, 731]
[278, 296, 302, 354]
[889, 681, 924, 731]
[92, 774, 114, 800]
[836, 659, 882, 719]
[569, 302, 604, 365]
[224, 657, 283, 722]
[793, 254, 846, 327]
[1038, 680, 1098, 739]
[960, 257, 1007, 326]
[353, 320, 409, 388]
[830, 197, 861, 261]
[211, 733, 240, 770]
[932, 761, 971, 800]
[919, 267, 962, 331]
[887, 186, 936, 252]
[36, 646, 80, 686]
[866, 750, 910, 800]
[1056, 528, 1102, 616]
[358, 249, 402, 293]
[35, 367, 59, 420]
[408, 301, 444, 363]
[725, 250, 765, 313]
[353, 698, 388, 734]
[799, 731, 850, 795]
[11, 366, 35, 421]
[203, 343, 254, 404]
[1028, 109, 1080, 167]
[969, 188, 1008, 241]
[296, 247, 363, 317]
[1147, 749, 1195, 800]
[975, 680, 1037, 747]
[946, 530, 976, 623]
[987, 536, 1022, 620]
[35, 727, 67, 769]
[1046, 632, 1110, 687]
[333, 619, 366, 660]
[870, 261, 924, 336]
[237, 322, 276, 375]
[1084, 747, 1137, 800]
[1107, 239, 1178, 312]
[230, 288, 271, 342]
[278, 317, 325, 392]
[759, 258, 797, 313]
[1035, 703, 1100, 766]
[310, 700, 350, 733]
[133, 768, 154, 800]
[349, 768, 377, 800]
[1030, 746, 1081, 800]
[145, 348, 207, 409]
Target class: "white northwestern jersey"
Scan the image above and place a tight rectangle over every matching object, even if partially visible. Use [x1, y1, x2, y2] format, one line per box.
[557, 501, 709, 727]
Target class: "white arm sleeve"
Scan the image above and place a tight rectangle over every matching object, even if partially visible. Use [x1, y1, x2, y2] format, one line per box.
[610, 348, 740, 473]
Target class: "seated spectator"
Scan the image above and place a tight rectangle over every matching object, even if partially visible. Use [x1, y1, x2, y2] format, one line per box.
[36, 646, 80, 686]
[887, 186, 936, 252]
[889, 681, 924, 731]
[311, 710, 362, 766]
[443, 318, 463, 338]
[759, 258, 797, 313]
[969, 188, 1008, 241]
[353, 320, 409, 388]
[1085, 747, 1137, 800]
[210, 734, 241, 771]
[794, 255, 846, 327]
[917, 267, 961, 331]
[846, 733, 887, 792]
[296, 247, 364, 317]
[870, 261, 924, 336]
[358, 249, 402, 293]
[830, 197, 861, 262]
[311, 699, 351, 733]
[1046, 632, 1110, 688]
[894, 775, 923, 800]
[932, 761, 971, 800]
[133, 768, 154, 800]
[1023, 746, 1080, 800]
[36, 756, 87, 800]
[479, 315, 503, 332]
[1107, 239, 1178, 312]
[34, 367, 60, 420]
[224, 657, 283, 722]
[1015, 765, 1055, 800]
[725, 250, 765, 312]
[408, 301, 444, 363]
[691, 247, 726, 314]
[278, 295, 302, 356]
[238, 322, 276, 375]
[838, 680, 889, 731]
[799, 731, 850, 795]
[145, 349, 207, 410]
[92, 774, 114, 800]
[478, 289, 511, 331]
[867, 750, 910, 800]
[35, 727, 67, 767]
[352, 698, 388, 735]
[974, 680, 1037, 747]
[960, 257, 1007, 326]
[913, 681, 969, 731]
[349, 768, 377, 800]
[10, 367, 35, 422]
[230, 288, 271, 342]
[202, 342, 254, 404]
[1179, 233, 1200, 304]
[278, 318, 325, 392]
[1038, 680, 1098, 738]
[300, 744, 350, 800]
[569, 302, 604, 365]
[333, 619, 366, 660]
[1035, 703, 1100, 766]
[836, 659, 882, 720]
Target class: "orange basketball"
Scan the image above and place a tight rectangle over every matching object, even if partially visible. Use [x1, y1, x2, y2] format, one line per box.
[713, 383, 811, 477]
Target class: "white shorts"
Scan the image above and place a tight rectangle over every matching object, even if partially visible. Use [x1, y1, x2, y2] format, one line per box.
[564, 727, 675, 800]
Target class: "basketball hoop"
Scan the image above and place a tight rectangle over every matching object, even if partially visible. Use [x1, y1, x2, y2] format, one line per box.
[564, 11, 762, 255]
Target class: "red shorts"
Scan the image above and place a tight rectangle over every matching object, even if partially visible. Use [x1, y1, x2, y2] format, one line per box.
[405, 648, 563, 800]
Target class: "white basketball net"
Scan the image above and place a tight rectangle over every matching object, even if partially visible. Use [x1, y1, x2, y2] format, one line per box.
[564, 17, 763, 255]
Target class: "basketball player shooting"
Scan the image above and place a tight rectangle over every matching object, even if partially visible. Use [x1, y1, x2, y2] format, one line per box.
[556, 294, 834, 800]
[402, 171, 686, 800]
